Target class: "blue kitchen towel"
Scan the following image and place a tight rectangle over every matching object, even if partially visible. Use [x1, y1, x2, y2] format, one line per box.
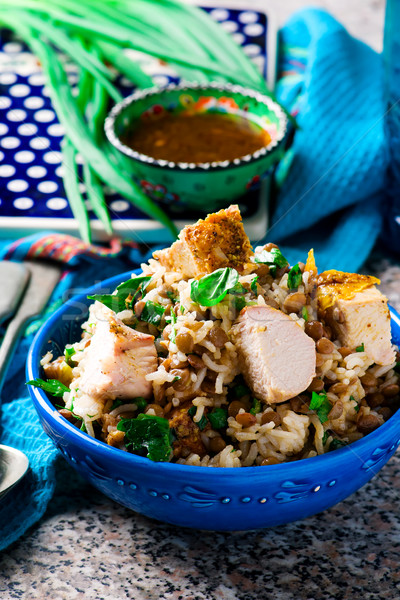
[0, 8, 389, 551]
[274, 8, 386, 271]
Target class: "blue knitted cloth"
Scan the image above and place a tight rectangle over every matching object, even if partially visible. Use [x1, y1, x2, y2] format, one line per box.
[0, 9, 388, 551]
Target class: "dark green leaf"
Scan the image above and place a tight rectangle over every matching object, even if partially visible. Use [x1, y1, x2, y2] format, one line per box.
[65, 347, 76, 366]
[356, 343, 365, 352]
[117, 414, 172, 462]
[88, 275, 151, 312]
[188, 406, 208, 430]
[288, 263, 302, 290]
[140, 301, 165, 326]
[229, 281, 247, 295]
[250, 275, 258, 295]
[27, 378, 70, 397]
[135, 397, 148, 413]
[250, 398, 262, 415]
[309, 391, 331, 423]
[190, 268, 239, 307]
[169, 309, 177, 343]
[208, 407, 227, 429]
[232, 384, 250, 399]
[329, 438, 347, 451]
[254, 248, 288, 277]
[233, 296, 246, 312]
[322, 431, 329, 445]
[166, 291, 177, 302]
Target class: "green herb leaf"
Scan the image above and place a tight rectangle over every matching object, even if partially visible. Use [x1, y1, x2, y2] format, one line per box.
[356, 343, 365, 352]
[166, 291, 177, 302]
[188, 406, 208, 430]
[322, 431, 329, 445]
[287, 263, 302, 290]
[233, 297, 246, 312]
[232, 383, 250, 399]
[309, 391, 331, 423]
[250, 398, 262, 415]
[254, 248, 288, 277]
[302, 306, 309, 321]
[65, 346, 76, 366]
[135, 397, 148, 413]
[117, 414, 172, 462]
[190, 268, 239, 307]
[250, 275, 258, 295]
[140, 301, 165, 326]
[88, 275, 151, 312]
[229, 281, 247, 295]
[80, 421, 87, 432]
[208, 407, 228, 429]
[27, 378, 70, 397]
[329, 438, 347, 451]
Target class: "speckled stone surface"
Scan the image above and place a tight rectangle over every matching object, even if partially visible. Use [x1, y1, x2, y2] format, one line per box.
[1, 1, 397, 599]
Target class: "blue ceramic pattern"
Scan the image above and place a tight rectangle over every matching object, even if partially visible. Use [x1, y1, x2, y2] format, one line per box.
[26, 270, 400, 531]
[0, 7, 268, 223]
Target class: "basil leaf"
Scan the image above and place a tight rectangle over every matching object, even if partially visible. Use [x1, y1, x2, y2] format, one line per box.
[356, 343, 365, 352]
[287, 263, 302, 290]
[250, 275, 258, 295]
[329, 438, 347, 451]
[190, 268, 239, 307]
[88, 275, 151, 312]
[208, 407, 227, 429]
[250, 398, 262, 415]
[232, 383, 250, 399]
[254, 248, 288, 276]
[140, 301, 165, 326]
[27, 378, 70, 397]
[117, 414, 172, 462]
[309, 391, 331, 423]
[229, 281, 247, 295]
[233, 297, 246, 312]
[302, 306, 309, 321]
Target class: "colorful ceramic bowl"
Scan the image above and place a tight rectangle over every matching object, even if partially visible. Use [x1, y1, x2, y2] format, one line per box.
[27, 270, 400, 531]
[105, 82, 288, 211]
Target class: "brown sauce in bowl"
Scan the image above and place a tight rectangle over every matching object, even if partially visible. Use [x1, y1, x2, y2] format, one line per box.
[121, 112, 271, 164]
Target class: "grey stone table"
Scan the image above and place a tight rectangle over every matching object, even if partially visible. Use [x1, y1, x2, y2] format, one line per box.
[1, 1, 397, 599]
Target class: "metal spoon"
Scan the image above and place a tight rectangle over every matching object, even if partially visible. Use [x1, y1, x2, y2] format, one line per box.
[0, 260, 61, 499]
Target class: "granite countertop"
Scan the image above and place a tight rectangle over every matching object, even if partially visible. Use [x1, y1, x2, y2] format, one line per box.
[1, 1, 397, 599]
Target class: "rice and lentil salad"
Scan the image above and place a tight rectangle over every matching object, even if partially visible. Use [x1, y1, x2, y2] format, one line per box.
[29, 206, 400, 467]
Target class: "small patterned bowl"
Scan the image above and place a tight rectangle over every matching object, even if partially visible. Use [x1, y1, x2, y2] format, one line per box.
[27, 271, 400, 531]
[105, 82, 288, 211]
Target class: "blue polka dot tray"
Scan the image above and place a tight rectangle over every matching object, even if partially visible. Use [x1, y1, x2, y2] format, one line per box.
[0, 0, 276, 242]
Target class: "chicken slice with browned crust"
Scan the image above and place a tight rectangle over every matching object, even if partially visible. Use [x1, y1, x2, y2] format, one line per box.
[154, 204, 253, 278]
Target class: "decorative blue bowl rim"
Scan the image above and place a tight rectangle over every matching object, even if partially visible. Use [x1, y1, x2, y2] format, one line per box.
[26, 269, 400, 479]
[104, 81, 288, 172]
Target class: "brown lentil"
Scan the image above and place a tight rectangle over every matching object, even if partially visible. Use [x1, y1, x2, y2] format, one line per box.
[146, 404, 164, 417]
[261, 412, 282, 426]
[357, 413, 381, 434]
[381, 383, 400, 398]
[305, 320, 324, 341]
[377, 406, 392, 421]
[236, 412, 257, 427]
[256, 264, 270, 277]
[366, 391, 385, 409]
[338, 347, 352, 358]
[228, 400, 248, 418]
[283, 292, 307, 314]
[329, 382, 347, 395]
[209, 436, 227, 453]
[307, 377, 324, 392]
[316, 337, 336, 354]
[290, 396, 310, 414]
[360, 372, 378, 388]
[187, 354, 205, 369]
[175, 331, 194, 354]
[58, 409, 75, 422]
[208, 326, 229, 348]
[171, 368, 191, 390]
[328, 400, 343, 420]
[322, 325, 332, 340]
[261, 457, 281, 466]
[315, 353, 325, 368]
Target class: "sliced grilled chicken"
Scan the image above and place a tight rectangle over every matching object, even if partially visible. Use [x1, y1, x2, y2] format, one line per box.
[231, 305, 316, 403]
[154, 204, 253, 278]
[76, 302, 158, 401]
[318, 271, 395, 366]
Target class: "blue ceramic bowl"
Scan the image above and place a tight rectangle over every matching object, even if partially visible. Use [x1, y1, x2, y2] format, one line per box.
[27, 270, 400, 531]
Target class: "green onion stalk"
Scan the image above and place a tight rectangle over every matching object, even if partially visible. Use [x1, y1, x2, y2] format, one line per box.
[0, 0, 287, 241]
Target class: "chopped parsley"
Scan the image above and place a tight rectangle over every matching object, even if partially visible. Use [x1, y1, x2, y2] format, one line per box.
[168, 309, 177, 343]
[232, 383, 250, 399]
[322, 431, 329, 445]
[27, 378, 70, 397]
[140, 301, 165, 326]
[187, 406, 208, 430]
[356, 343, 365, 352]
[88, 275, 151, 312]
[251, 275, 258, 295]
[166, 290, 177, 302]
[208, 408, 228, 429]
[309, 391, 331, 423]
[287, 263, 302, 290]
[302, 306, 309, 321]
[117, 414, 173, 462]
[64, 347, 76, 366]
[254, 248, 288, 277]
[250, 398, 262, 415]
